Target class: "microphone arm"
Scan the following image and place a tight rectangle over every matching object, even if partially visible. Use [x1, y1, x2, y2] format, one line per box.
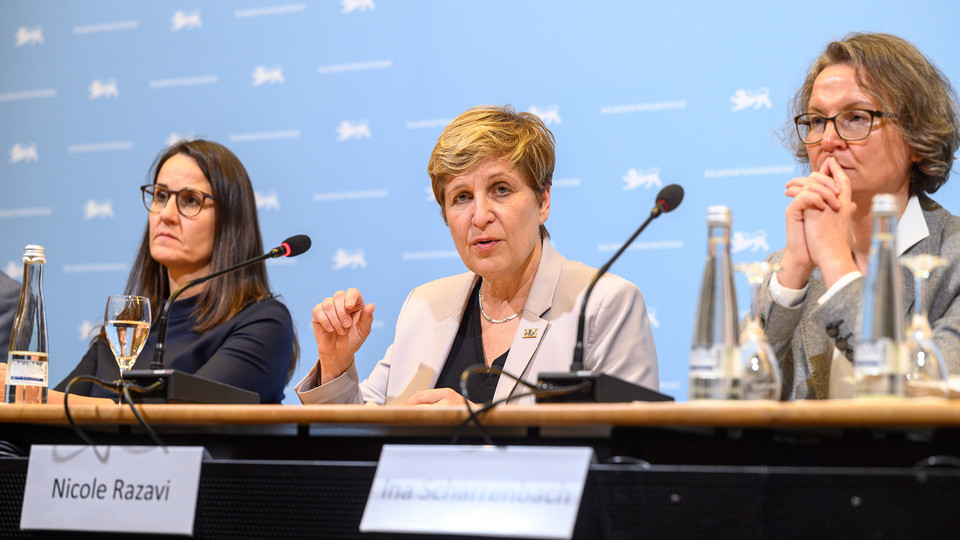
[536, 185, 682, 404]
[571, 210, 660, 372]
[149, 235, 310, 370]
[150, 252, 270, 369]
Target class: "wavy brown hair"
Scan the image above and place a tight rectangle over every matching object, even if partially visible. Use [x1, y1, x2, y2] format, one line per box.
[427, 105, 556, 239]
[122, 139, 298, 381]
[788, 32, 960, 195]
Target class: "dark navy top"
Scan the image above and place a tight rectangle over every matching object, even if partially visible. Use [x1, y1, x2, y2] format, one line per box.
[434, 281, 507, 404]
[55, 295, 294, 403]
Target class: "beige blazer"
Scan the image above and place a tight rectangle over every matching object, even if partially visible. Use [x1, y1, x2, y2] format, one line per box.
[296, 241, 659, 404]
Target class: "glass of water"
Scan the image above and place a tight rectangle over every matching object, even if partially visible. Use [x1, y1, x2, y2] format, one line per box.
[734, 261, 782, 400]
[901, 255, 949, 397]
[104, 295, 151, 377]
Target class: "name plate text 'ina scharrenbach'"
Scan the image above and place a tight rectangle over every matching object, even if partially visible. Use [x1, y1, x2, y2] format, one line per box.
[360, 445, 593, 539]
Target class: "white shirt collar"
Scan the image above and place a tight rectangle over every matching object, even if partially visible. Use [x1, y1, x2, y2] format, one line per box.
[896, 195, 928, 255]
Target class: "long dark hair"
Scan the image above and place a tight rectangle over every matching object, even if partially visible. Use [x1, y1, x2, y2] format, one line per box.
[121, 139, 298, 380]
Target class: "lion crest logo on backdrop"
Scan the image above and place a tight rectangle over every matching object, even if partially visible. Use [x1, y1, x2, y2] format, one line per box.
[15, 27, 43, 46]
[622, 168, 662, 190]
[10, 144, 38, 164]
[730, 88, 772, 111]
[170, 10, 202, 31]
[332, 249, 367, 270]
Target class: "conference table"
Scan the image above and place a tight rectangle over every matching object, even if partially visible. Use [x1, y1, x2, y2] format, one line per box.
[3, 399, 960, 538]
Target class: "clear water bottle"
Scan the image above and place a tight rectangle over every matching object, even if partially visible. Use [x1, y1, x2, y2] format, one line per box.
[854, 194, 905, 398]
[690, 206, 740, 400]
[5, 245, 49, 404]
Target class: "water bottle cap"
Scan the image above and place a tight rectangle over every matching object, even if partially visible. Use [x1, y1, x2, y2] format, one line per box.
[23, 244, 46, 263]
[706, 205, 732, 226]
[870, 194, 898, 216]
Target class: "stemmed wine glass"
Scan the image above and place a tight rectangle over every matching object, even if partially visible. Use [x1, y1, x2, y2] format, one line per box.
[734, 261, 782, 400]
[901, 254, 949, 398]
[104, 295, 152, 378]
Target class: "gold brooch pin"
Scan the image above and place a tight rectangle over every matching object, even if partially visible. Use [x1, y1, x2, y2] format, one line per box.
[522, 328, 538, 339]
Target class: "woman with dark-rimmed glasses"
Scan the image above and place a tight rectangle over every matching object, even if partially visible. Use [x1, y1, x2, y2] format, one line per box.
[760, 33, 960, 400]
[55, 139, 298, 403]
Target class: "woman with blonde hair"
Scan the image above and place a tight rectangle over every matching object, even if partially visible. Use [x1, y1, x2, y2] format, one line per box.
[297, 105, 658, 405]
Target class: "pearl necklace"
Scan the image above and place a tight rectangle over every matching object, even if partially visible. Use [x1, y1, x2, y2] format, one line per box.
[478, 288, 523, 324]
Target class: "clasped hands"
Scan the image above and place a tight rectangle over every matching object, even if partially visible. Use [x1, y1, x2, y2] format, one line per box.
[311, 288, 475, 406]
[779, 157, 860, 290]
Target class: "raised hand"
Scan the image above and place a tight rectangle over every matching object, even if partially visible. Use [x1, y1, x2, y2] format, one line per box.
[312, 288, 375, 385]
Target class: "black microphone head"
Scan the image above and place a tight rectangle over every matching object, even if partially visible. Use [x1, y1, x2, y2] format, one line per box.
[280, 235, 312, 257]
[655, 184, 684, 214]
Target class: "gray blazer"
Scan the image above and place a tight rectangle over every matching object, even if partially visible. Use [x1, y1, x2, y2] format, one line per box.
[297, 241, 659, 404]
[760, 195, 960, 400]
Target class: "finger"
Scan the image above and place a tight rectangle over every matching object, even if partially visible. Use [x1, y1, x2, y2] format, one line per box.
[808, 171, 837, 189]
[312, 301, 336, 333]
[341, 289, 364, 329]
[344, 288, 365, 311]
[339, 288, 369, 329]
[790, 190, 828, 211]
[826, 159, 852, 201]
[786, 174, 836, 202]
[786, 177, 808, 188]
[321, 295, 348, 335]
[808, 175, 840, 199]
[785, 177, 812, 191]
[818, 157, 832, 177]
[333, 291, 352, 328]
[820, 158, 843, 194]
[405, 390, 442, 405]
[356, 303, 376, 339]
[802, 182, 842, 211]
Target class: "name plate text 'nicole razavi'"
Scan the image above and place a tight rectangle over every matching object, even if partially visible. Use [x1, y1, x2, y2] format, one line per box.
[360, 445, 594, 539]
[20, 445, 204, 535]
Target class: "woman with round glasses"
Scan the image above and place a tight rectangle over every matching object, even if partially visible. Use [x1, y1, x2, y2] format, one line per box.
[760, 32, 960, 399]
[55, 139, 298, 403]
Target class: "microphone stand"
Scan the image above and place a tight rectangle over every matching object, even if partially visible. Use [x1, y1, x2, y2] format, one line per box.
[571, 203, 667, 372]
[123, 237, 309, 404]
[151, 250, 278, 370]
[537, 188, 682, 403]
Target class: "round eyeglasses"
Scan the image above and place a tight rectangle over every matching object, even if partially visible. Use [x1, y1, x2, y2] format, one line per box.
[794, 109, 895, 145]
[140, 184, 215, 218]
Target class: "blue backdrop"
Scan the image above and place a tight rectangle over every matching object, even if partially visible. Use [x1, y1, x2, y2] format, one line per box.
[2, 0, 959, 403]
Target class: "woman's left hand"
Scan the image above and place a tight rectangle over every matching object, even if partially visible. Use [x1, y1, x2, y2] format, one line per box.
[405, 388, 475, 406]
[801, 157, 859, 288]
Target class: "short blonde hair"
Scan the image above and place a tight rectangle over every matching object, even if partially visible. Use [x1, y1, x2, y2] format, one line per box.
[427, 105, 555, 239]
[789, 32, 960, 195]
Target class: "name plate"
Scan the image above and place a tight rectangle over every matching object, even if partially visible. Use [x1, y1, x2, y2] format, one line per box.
[21, 445, 204, 535]
[360, 445, 593, 539]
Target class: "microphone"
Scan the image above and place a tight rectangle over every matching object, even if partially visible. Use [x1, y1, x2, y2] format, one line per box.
[536, 186, 683, 403]
[269, 234, 311, 258]
[122, 235, 311, 404]
[150, 234, 311, 370]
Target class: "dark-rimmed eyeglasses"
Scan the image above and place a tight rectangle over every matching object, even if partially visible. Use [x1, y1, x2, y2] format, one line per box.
[140, 184, 215, 218]
[794, 109, 895, 145]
